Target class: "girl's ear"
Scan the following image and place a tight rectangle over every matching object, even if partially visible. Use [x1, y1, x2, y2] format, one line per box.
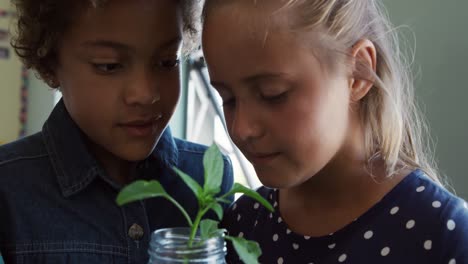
[348, 39, 377, 102]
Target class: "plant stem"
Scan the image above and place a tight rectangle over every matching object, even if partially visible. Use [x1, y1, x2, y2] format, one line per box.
[188, 211, 203, 247]
[187, 205, 212, 247]
[166, 196, 193, 227]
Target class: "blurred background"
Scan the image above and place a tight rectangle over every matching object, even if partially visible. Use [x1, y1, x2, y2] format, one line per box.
[1, 0, 467, 262]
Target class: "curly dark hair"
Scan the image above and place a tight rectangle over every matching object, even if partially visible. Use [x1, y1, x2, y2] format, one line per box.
[10, 0, 201, 84]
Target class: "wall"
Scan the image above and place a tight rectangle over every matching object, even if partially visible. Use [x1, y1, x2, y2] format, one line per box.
[384, 0, 468, 198]
[0, 0, 20, 145]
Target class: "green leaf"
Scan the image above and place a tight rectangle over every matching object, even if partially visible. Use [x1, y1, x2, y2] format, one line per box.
[116, 180, 193, 226]
[203, 144, 224, 194]
[199, 219, 219, 240]
[173, 167, 203, 197]
[208, 203, 224, 220]
[116, 180, 168, 206]
[226, 236, 261, 264]
[216, 197, 232, 204]
[225, 183, 274, 212]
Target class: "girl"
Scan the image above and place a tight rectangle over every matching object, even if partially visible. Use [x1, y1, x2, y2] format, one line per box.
[0, 0, 233, 263]
[202, 0, 468, 263]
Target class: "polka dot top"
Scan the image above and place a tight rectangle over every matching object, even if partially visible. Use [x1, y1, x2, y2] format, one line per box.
[221, 170, 468, 263]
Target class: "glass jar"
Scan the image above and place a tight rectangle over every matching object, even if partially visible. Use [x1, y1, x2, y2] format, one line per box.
[148, 227, 227, 264]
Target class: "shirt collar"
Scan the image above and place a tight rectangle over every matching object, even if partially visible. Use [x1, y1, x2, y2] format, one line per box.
[42, 100, 179, 197]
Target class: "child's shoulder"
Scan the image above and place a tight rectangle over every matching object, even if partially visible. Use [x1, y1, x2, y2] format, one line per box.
[0, 132, 47, 168]
[167, 136, 232, 166]
[403, 170, 467, 216]
[0, 133, 49, 190]
[223, 186, 275, 221]
[232, 186, 274, 209]
[385, 169, 467, 222]
[377, 170, 468, 261]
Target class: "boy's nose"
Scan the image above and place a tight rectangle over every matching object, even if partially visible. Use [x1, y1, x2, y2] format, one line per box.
[124, 70, 160, 106]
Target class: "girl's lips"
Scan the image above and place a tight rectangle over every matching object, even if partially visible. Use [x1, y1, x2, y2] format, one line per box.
[247, 152, 281, 165]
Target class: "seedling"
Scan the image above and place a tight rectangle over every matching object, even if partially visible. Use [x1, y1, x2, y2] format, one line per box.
[116, 144, 274, 264]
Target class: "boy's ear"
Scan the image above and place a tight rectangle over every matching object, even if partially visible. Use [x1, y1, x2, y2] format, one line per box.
[348, 39, 377, 102]
[42, 71, 60, 88]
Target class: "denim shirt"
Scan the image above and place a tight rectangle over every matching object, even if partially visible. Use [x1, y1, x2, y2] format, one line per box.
[0, 101, 234, 264]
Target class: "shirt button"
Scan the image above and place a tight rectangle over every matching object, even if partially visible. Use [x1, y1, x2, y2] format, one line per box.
[128, 223, 144, 240]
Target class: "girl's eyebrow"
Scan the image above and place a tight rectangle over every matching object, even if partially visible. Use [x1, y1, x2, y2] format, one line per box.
[241, 72, 290, 84]
[210, 72, 291, 89]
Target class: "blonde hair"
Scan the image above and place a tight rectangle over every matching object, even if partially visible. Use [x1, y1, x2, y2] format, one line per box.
[203, 0, 441, 183]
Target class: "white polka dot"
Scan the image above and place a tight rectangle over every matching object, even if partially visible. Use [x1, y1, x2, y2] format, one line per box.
[238, 232, 244, 238]
[406, 220, 416, 229]
[304, 236, 311, 240]
[329, 232, 334, 236]
[338, 254, 347, 262]
[254, 220, 258, 226]
[269, 213, 273, 219]
[448, 259, 456, 264]
[390, 206, 399, 215]
[274, 201, 278, 207]
[292, 243, 299, 250]
[253, 203, 259, 209]
[232, 203, 237, 210]
[278, 217, 283, 223]
[269, 194, 273, 200]
[424, 240, 432, 250]
[416, 186, 426, 192]
[328, 243, 336, 249]
[277, 257, 284, 264]
[286, 228, 291, 234]
[364, 230, 374, 239]
[432, 201, 442, 208]
[273, 234, 279, 241]
[447, 219, 456, 231]
[237, 214, 241, 221]
[381, 247, 390, 256]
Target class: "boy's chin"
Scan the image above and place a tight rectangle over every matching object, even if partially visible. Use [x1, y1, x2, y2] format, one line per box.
[115, 144, 156, 162]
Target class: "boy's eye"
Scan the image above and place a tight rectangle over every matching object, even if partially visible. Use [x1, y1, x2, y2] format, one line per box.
[222, 98, 236, 108]
[92, 63, 123, 74]
[261, 92, 288, 103]
[158, 58, 180, 69]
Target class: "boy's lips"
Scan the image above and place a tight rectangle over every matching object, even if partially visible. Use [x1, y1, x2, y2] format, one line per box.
[119, 114, 163, 137]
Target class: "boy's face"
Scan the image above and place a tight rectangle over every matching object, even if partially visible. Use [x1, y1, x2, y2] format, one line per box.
[54, 0, 182, 162]
[203, 2, 355, 189]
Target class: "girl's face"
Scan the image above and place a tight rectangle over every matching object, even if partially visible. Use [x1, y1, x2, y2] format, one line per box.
[54, 0, 182, 162]
[203, 3, 358, 189]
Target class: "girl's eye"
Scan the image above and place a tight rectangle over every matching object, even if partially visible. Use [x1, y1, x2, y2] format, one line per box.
[92, 63, 123, 74]
[158, 58, 180, 69]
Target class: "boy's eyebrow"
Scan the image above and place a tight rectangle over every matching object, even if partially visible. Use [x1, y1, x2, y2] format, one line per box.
[210, 81, 228, 89]
[158, 37, 182, 51]
[81, 40, 134, 52]
[80, 37, 182, 53]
